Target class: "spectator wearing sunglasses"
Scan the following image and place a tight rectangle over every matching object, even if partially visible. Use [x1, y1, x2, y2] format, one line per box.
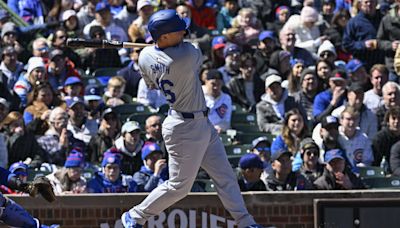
[298, 138, 324, 186]
[0, 162, 28, 194]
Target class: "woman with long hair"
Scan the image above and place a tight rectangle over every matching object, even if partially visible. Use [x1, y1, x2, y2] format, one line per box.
[271, 108, 309, 171]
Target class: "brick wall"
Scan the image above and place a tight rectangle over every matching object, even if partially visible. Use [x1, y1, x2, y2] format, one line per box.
[4, 190, 400, 228]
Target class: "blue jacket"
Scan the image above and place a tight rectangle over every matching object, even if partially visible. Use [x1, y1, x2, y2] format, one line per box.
[87, 172, 137, 193]
[133, 165, 168, 192]
[313, 89, 344, 119]
[271, 135, 303, 172]
[343, 12, 384, 68]
[0, 167, 11, 186]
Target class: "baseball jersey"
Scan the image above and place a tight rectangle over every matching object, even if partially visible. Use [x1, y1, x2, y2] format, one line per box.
[138, 42, 207, 113]
[203, 90, 232, 131]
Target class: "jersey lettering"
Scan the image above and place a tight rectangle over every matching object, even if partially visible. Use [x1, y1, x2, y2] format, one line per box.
[150, 63, 170, 75]
[159, 79, 176, 103]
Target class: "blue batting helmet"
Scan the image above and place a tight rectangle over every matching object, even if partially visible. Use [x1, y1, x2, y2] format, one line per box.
[147, 9, 189, 41]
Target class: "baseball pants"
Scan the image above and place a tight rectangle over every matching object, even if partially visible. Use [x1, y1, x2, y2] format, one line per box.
[127, 113, 256, 228]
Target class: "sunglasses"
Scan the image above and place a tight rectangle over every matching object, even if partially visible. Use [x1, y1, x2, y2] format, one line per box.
[305, 150, 319, 157]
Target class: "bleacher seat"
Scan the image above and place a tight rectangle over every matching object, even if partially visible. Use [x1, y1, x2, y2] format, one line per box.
[127, 113, 160, 125]
[219, 133, 232, 145]
[231, 123, 261, 133]
[234, 132, 274, 145]
[227, 155, 242, 168]
[231, 113, 257, 125]
[193, 179, 216, 192]
[113, 103, 153, 123]
[231, 103, 248, 114]
[359, 166, 386, 179]
[224, 144, 251, 155]
[362, 176, 400, 189]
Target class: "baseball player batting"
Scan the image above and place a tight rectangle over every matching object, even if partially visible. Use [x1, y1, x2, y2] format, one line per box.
[121, 9, 263, 228]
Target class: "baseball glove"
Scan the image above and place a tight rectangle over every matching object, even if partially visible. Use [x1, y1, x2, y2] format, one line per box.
[25, 176, 56, 203]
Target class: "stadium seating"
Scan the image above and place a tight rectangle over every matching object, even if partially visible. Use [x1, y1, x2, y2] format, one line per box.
[359, 166, 386, 179]
[112, 103, 153, 123]
[362, 176, 400, 189]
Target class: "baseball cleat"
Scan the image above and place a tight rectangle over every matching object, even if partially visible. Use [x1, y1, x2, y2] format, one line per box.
[121, 212, 143, 228]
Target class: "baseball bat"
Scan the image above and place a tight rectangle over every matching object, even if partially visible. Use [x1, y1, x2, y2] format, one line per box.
[66, 38, 152, 49]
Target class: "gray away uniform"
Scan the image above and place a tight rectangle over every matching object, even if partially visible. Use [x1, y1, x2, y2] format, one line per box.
[127, 42, 256, 227]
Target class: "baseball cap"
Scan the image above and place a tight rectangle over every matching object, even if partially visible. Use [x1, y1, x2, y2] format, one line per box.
[121, 121, 141, 134]
[137, 0, 152, 11]
[101, 107, 118, 119]
[211, 36, 226, 50]
[49, 49, 64, 61]
[258, 30, 275, 42]
[101, 148, 122, 167]
[324, 149, 345, 163]
[347, 82, 364, 93]
[239, 153, 264, 169]
[64, 149, 85, 168]
[265, 74, 282, 88]
[271, 149, 292, 162]
[346, 59, 363, 73]
[206, 69, 223, 80]
[84, 84, 102, 101]
[65, 96, 85, 108]
[64, 76, 82, 87]
[9, 162, 28, 175]
[223, 44, 241, 58]
[321, 115, 339, 129]
[300, 137, 319, 150]
[141, 143, 162, 160]
[330, 69, 347, 81]
[61, 9, 77, 21]
[95, 1, 110, 12]
[0, 97, 9, 109]
[252, 136, 270, 149]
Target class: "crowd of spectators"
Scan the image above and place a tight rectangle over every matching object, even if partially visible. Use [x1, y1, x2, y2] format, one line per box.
[0, 0, 400, 194]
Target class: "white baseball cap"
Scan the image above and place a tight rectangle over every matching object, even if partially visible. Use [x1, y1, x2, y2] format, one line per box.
[26, 57, 45, 76]
[137, 0, 152, 11]
[122, 121, 141, 134]
[61, 9, 77, 21]
[265, 74, 282, 88]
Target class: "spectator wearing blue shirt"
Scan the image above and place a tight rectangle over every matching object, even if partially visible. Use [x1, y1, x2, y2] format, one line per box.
[313, 69, 347, 122]
[133, 143, 168, 192]
[342, 0, 384, 70]
[87, 149, 137, 193]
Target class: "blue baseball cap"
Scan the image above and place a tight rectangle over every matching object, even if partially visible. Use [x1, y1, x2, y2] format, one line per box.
[239, 153, 264, 169]
[324, 149, 345, 163]
[65, 96, 85, 108]
[9, 162, 28, 176]
[95, 1, 110, 12]
[84, 84, 102, 101]
[101, 148, 122, 167]
[64, 149, 85, 168]
[258, 30, 275, 42]
[141, 143, 162, 160]
[211, 36, 226, 50]
[223, 43, 241, 58]
[64, 76, 82, 87]
[346, 59, 364, 73]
